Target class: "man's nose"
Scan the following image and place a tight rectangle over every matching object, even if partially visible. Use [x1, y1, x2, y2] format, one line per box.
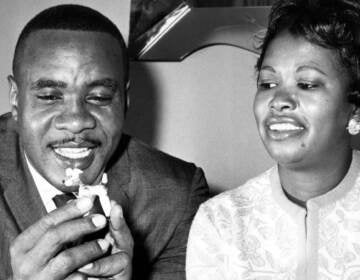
[269, 88, 297, 112]
[54, 101, 96, 133]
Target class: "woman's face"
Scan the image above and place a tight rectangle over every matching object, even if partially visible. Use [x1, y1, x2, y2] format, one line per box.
[254, 31, 354, 168]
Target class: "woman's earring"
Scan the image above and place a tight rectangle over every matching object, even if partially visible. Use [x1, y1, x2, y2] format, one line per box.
[347, 118, 360, 135]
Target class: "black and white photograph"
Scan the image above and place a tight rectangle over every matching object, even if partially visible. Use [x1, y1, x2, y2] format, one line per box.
[1, 1, 360, 279]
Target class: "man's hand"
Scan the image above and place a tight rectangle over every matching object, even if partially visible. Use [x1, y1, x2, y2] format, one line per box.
[10, 197, 133, 280]
[77, 200, 134, 280]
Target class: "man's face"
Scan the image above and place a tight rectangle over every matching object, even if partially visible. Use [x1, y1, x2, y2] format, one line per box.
[11, 29, 126, 191]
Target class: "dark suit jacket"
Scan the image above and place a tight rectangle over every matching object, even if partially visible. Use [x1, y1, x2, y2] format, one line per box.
[0, 113, 209, 280]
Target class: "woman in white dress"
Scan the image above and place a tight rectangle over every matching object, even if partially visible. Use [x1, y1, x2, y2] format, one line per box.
[186, 0, 360, 279]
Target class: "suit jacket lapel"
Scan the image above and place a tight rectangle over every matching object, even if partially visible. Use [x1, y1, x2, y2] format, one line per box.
[107, 135, 131, 214]
[1, 130, 46, 232]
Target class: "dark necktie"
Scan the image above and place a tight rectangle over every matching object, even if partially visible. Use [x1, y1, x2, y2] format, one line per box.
[53, 193, 106, 216]
[52, 192, 77, 208]
[51, 193, 108, 248]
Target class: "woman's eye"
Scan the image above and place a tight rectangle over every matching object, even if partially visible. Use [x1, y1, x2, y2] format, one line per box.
[297, 82, 318, 90]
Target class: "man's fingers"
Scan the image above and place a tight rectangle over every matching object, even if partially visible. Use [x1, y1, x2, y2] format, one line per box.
[25, 214, 107, 267]
[11, 197, 94, 253]
[43, 239, 110, 279]
[109, 200, 124, 230]
[64, 272, 87, 280]
[78, 251, 131, 278]
[109, 201, 134, 256]
[76, 202, 133, 279]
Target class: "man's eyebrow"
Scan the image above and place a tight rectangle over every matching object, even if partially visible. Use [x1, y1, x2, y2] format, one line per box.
[30, 79, 67, 90]
[87, 78, 119, 91]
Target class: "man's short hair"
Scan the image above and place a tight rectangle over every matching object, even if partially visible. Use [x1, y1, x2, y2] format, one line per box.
[13, 4, 129, 85]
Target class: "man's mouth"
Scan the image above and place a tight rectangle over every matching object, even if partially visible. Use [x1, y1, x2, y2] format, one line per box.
[50, 139, 100, 169]
[54, 147, 92, 159]
[52, 146, 96, 170]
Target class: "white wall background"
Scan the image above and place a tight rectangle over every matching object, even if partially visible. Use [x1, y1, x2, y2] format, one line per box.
[126, 46, 274, 193]
[0, 1, 274, 193]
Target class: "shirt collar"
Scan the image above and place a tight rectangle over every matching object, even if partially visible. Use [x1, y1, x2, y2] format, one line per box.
[24, 153, 62, 213]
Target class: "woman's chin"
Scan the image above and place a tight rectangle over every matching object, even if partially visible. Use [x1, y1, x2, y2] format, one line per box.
[266, 147, 306, 167]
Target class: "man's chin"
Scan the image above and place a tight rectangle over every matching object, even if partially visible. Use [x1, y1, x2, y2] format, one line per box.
[44, 163, 104, 192]
[51, 180, 80, 193]
[44, 171, 82, 192]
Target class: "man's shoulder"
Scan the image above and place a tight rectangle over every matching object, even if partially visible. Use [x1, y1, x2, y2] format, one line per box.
[0, 112, 16, 133]
[0, 113, 18, 155]
[125, 135, 200, 183]
[0, 113, 19, 192]
[127, 136, 196, 168]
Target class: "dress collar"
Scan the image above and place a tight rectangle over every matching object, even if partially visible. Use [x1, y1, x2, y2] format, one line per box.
[270, 150, 360, 216]
[309, 150, 360, 208]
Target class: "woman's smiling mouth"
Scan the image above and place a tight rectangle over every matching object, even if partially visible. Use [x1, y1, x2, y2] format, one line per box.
[269, 123, 305, 132]
[265, 118, 306, 140]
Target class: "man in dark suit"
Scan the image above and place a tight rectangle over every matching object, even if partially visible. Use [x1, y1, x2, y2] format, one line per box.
[0, 4, 209, 280]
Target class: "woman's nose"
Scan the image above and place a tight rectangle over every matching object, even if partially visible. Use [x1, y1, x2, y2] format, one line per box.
[54, 101, 96, 133]
[269, 89, 297, 112]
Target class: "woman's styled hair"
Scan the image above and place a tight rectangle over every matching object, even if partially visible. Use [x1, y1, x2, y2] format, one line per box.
[256, 0, 360, 104]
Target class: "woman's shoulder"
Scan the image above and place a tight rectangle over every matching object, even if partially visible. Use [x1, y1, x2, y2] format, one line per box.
[199, 167, 275, 216]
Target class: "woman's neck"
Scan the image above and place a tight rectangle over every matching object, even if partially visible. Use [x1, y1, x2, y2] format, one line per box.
[279, 149, 353, 206]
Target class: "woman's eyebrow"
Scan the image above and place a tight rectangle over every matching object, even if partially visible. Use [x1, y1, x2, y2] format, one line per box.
[296, 65, 327, 76]
[259, 65, 276, 73]
[30, 79, 67, 90]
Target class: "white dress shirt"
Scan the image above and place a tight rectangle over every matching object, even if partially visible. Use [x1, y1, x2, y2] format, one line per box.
[25, 154, 63, 213]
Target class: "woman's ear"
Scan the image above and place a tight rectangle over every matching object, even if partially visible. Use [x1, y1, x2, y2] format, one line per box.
[7, 75, 19, 121]
[346, 89, 360, 135]
[353, 107, 360, 118]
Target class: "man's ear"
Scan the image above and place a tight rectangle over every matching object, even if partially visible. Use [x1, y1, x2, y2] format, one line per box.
[125, 80, 130, 114]
[7, 75, 19, 121]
